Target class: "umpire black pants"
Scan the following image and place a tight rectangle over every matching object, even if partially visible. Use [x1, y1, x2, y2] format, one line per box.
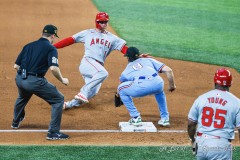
[13, 74, 64, 133]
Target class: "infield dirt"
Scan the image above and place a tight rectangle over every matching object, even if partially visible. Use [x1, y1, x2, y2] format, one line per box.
[0, 0, 239, 146]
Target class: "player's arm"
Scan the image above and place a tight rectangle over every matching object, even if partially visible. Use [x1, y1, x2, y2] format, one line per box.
[238, 129, 240, 141]
[187, 119, 197, 142]
[236, 105, 240, 141]
[161, 65, 176, 92]
[188, 119, 198, 156]
[121, 45, 152, 58]
[53, 37, 75, 49]
[121, 45, 128, 54]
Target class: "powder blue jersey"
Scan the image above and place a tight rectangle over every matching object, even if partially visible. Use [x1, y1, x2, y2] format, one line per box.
[188, 89, 240, 139]
[119, 58, 165, 82]
[118, 57, 170, 120]
[73, 29, 126, 64]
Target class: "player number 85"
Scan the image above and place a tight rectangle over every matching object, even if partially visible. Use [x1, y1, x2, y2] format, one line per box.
[202, 107, 227, 129]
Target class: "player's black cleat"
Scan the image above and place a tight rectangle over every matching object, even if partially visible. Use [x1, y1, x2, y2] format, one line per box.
[46, 132, 69, 140]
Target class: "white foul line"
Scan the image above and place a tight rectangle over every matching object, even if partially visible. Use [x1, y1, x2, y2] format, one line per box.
[0, 130, 187, 133]
[0, 130, 238, 133]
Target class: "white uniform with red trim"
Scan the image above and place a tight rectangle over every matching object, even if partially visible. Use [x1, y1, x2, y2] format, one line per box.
[117, 58, 169, 120]
[188, 89, 240, 160]
[73, 29, 126, 64]
[67, 29, 126, 108]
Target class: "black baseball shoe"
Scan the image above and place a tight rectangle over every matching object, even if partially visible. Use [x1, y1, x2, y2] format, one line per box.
[11, 117, 25, 129]
[46, 132, 69, 140]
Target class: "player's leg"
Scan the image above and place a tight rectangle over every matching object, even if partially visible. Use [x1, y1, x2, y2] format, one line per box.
[63, 99, 83, 109]
[196, 137, 232, 160]
[118, 78, 161, 116]
[64, 74, 93, 109]
[205, 139, 232, 160]
[155, 91, 169, 119]
[87, 82, 102, 99]
[118, 81, 143, 126]
[118, 82, 140, 117]
[195, 136, 207, 160]
[138, 77, 169, 121]
[77, 57, 108, 102]
[154, 82, 170, 126]
[64, 78, 102, 109]
[81, 73, 102, 99]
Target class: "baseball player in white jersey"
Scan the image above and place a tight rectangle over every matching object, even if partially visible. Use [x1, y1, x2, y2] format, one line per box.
[188, 68, 240, 160]
[54, 12, 149, 109]
[117, 47, 176, 126]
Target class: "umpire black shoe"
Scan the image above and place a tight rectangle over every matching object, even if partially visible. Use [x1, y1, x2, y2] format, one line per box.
[11, 117, 25, 129]
[46, 132, 69, 140]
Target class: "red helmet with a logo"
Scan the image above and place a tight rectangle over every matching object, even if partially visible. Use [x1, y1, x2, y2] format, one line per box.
[214, 68, 232, 87]
[95, 12, 109, 29]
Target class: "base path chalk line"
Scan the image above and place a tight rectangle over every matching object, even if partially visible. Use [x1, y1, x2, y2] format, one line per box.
[0, 129, 187, 133]
[0, 130, 238, 133]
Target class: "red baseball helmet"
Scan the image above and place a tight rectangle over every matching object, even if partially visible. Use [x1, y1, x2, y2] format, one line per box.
[95, 12, 109, 29]
[214, 68, 232, 87]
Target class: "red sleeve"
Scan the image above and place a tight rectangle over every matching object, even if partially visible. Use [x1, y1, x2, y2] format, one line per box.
[53, 37, 75, 49]
[121, 45, 128, 55]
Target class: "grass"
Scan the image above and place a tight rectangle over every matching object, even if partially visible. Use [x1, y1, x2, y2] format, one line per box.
[92, 0, 240, 72]
[0, 145, 239, 160]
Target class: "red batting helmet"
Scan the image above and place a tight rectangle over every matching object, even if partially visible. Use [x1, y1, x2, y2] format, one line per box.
[95, 12, 109, 29]
[214, 68, 232, 87]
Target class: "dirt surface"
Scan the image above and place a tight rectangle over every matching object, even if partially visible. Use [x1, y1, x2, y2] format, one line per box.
[0, 0, 239, 146]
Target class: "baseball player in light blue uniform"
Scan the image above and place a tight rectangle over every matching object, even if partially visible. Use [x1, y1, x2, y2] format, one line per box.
[117, 47, 176, 126]
[188, 68, 240, 160]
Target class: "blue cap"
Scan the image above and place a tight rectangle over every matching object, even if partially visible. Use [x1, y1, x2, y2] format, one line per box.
[42, 24, 59, 37]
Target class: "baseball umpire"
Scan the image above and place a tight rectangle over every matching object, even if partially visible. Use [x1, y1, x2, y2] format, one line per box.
[188, 68, 240, 159]
[12, 24, 69, 140]
[117, 47, 176, 126]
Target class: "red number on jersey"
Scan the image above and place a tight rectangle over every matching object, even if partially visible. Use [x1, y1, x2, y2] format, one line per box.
[201, 107, 227, 129]
[214, 109, 227, 128]
[202, 107, 214, 126]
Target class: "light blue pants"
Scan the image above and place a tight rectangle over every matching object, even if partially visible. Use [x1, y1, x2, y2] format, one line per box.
[196, 135, 232, 160]
[118, 76, 169, 119]
[67, 57, 108, 108]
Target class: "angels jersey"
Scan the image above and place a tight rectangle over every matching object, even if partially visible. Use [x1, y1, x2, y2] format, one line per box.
[73, 29, 126, 64]
[188, 89, 240, 139]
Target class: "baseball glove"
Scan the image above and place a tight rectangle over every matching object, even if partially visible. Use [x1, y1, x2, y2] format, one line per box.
[114, 92, 123, 107]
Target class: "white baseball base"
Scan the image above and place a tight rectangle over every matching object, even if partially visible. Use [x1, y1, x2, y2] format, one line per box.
[119, 122, 157, 132]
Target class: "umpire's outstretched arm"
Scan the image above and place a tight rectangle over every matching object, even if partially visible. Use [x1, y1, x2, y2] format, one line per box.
[50, 66, 69, 86]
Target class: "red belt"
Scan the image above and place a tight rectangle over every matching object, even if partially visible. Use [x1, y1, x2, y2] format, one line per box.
[197, 132, 220, 138]
[197, 132, 202, 136]
[197, 132, 231, 142]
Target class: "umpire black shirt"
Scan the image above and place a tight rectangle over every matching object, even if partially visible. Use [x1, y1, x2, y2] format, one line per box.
[15, 38, 59, 75]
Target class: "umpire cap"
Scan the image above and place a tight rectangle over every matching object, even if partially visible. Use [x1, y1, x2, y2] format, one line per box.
[42, 24, 59, 38]
[125, 47, 140, 62]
